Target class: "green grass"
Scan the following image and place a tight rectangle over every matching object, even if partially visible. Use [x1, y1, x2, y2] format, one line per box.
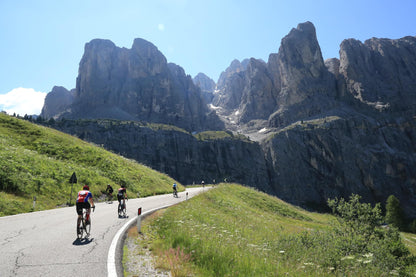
[194, 130, 250, 142]
[402, 232, 416, 256]
[0, 113, 181, 216]
[133, 184, 416, 276]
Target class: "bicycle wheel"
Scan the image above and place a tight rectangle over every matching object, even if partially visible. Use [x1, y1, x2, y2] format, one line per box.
[84, 219, 91, 237]
[77, 222, 83, 239]
[82, 210, 91, 238]
[122, 204, 127, 217]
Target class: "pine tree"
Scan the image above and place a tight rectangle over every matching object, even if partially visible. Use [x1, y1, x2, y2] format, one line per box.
[385, 195, 403, 229]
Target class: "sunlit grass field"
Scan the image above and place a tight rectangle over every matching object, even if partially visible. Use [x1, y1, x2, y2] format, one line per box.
[129, 184, 416, 276]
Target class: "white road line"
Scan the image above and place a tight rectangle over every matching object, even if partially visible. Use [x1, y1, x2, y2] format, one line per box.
[107, 205, 171, 277]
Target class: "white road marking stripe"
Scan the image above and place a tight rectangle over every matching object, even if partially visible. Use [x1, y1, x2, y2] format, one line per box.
[107, 205, 172, 277]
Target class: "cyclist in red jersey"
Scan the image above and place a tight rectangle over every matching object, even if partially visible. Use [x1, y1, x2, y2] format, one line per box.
[76, 185, 95, 234]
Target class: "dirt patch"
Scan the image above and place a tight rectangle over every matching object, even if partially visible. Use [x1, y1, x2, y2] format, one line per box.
[124, 226, 171, 277]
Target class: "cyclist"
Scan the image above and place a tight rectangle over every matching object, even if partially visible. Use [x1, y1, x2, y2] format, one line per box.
[173, 182, 178, 197]
[76, 185, 95, 234]
[117, 184, 128, 210]
[106, 184, 114, 202]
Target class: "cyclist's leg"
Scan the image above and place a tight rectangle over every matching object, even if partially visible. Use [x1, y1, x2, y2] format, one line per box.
[85, 200, 92, 223]
[117, 195, 122, 214]
[76, 202, 83, 227]
[86, 208, 91, 223]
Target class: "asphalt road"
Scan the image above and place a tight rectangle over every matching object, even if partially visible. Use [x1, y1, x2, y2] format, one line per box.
[0, 187, 207, 277]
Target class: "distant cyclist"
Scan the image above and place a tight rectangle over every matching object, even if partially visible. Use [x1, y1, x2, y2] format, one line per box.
[106, 184, 114, 202]
[76, 185, 95, 234]
[117, 184, 128, 209]
[173, 182, 178, 197]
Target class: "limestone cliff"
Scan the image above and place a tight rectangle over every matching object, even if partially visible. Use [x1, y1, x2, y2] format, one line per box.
[44, 38, 224, 132]
[193, 73, 216, 103]
[40, 86, 74, 119]
[45, 119, 271, 193]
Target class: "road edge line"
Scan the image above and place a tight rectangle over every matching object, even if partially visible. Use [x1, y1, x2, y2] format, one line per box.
[107, 204, 172, 277]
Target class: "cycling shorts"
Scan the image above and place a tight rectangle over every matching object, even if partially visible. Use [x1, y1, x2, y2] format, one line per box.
[117, 194, 125, 203]
[76, 202, 91, 215]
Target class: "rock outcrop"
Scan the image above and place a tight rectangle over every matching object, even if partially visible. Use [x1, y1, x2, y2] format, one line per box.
[43, 38, 224, 132]
[193, 72, 216, 103]
[40, 86, 74, 119]
[213, 59, 249, 110]
[261, 115, 416, 217]
[45, 119, 271, 193]
[211, 22, 339, 129]
[339, 36, 416, 112]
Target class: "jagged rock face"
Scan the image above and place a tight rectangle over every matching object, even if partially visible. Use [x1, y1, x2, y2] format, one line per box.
[212, 59, 249, 109]
[213, 22, 338, 127]
[193, 73, 215, 93]
[40, 86, 74, 119]
[339, 36, 416, 112]
[193, 73, 216, 103]
[267, 21, 338, 127]
[325, 58, 340, 77]
[45, 120, 271, 193]
[262, 115, 416, 218]
[61, 38, 224, 132]
[238, 58, 276, 123]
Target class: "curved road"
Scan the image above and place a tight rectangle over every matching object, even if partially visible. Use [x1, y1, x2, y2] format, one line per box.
[0, 187, 207, 277]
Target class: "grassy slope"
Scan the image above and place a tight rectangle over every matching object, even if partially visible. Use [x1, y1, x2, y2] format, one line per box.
[133, 184, 416, 276]
[0, 113, 181, 216]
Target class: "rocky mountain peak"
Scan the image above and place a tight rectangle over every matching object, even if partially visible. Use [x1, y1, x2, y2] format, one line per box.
[49, 37, 224, 132]
[277, 21, 326, 81]
[193, 73, 216, 104]
[193, 73, 215, 92]
[40, 86, 74, 119]
[339, 35, 416, 111]
[130, 38, 167, 76]
[216, 59, 248, 89]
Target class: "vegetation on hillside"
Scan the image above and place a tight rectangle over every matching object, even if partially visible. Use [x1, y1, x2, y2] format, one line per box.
[194, 130, 250, 142]
[127, 184, 416, 276]
[0, 113, 181, 216]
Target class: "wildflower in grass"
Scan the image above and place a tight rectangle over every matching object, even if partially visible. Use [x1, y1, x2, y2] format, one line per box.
[389, 269, 399, 276]
[279, 250, 285, 254]
[303, 262, 314, 266]
[363, 259, 372, 264]
[363, 253, 373, 259]
[341, 255, 355, 261]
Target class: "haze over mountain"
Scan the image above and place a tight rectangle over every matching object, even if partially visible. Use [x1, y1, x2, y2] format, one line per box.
[40, 22, 416, 219]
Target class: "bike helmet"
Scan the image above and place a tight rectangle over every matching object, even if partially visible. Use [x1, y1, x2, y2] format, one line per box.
[83, 185, 90, 190]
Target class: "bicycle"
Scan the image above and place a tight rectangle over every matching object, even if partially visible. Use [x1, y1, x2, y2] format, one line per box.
[118, 199, 127, 218]
[77, 206, 94, 239]
[173, 189, 178, 198]
[106, 193, 113, 204]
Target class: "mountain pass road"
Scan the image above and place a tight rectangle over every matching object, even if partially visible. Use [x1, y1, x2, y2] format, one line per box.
[0, 187, 208, 277]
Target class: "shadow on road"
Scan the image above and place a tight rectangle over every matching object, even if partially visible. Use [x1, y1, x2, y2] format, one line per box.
[72, 237, 94, 246]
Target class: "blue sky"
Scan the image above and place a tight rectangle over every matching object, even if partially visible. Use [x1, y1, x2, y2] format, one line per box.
[1, 0, 415, 115]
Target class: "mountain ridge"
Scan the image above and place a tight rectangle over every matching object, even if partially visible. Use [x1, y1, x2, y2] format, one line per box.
[39, 21, 416, 219]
